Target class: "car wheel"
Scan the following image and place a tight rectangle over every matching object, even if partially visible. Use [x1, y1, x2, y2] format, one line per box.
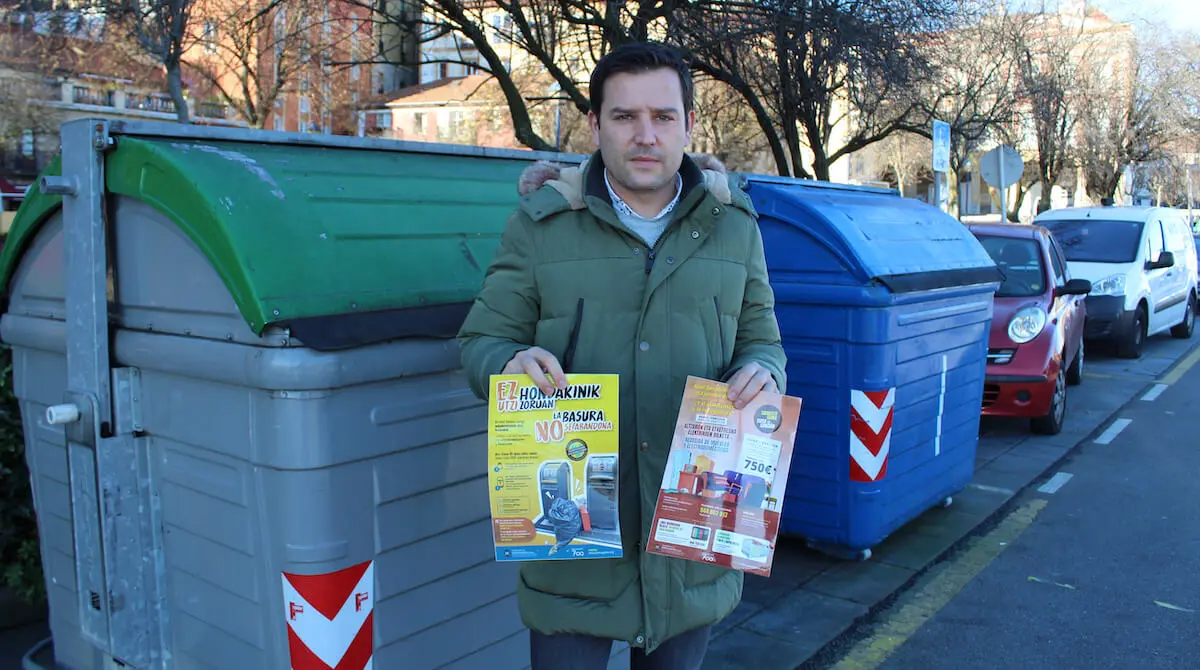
[1031, 369, 1066, 435]
[1065, 343, 1083, 386]
[1171, 292, 1196, 339]
[1116, 306, 1146, 359]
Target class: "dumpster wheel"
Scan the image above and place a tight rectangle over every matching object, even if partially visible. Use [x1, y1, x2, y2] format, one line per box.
[806, 539, 872, 561]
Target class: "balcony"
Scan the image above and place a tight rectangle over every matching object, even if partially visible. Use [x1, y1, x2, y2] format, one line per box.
[197, 101, 228, 119]
[72, 85, 115, 107]
[126, 93, 177, 115]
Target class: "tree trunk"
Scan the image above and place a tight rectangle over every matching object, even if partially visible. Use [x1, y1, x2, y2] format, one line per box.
[809, 145, 830, 182]
[1008, 183, 1030, 223]
[693, 63, 791, 177]
[167, 62, 190, 124]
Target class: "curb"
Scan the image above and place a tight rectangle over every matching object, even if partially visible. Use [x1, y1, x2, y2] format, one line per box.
[795, 339, 1200, 670]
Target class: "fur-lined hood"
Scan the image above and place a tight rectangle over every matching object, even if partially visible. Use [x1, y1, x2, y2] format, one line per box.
[517, 153, 735, 211]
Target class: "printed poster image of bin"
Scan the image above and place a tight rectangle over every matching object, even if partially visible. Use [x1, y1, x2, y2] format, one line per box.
[667, 452, 772, 511]
[745, 175, 1004, 561]
[530, 457, 623, 551]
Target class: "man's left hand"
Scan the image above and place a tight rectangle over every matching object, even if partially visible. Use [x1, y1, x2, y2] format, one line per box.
[726, 362, 778, 409]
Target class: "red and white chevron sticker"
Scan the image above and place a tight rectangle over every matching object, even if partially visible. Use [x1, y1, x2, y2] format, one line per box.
[282, 560, 374, 670]
[850, 388, 895, 483]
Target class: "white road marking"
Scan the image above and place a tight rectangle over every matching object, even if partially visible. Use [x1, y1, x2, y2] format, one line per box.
[1141, 384, 1169, 402]
[968, 483, 1016, 495]
[1095, 418, 1133, 445]
[1037, 472, 1074, 494]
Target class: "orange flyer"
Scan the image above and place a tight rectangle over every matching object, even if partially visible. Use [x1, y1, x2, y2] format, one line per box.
[647, 376, 802, 577]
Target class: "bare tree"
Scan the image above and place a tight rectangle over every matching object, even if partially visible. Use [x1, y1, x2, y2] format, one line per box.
[350, 0, 962, 180]
[906, 6, 1022, 207]
[0, 10, 69, 153]
[676, 0, 966, 181]
[104, 0, 196, 123]
[185, 0, 362, 129]
[689, 76, 772, 172]
[1075, 42, 1166, 203]
[398, 0, 678, 151]
[870, 131, 932, 198]
[1007, 9, 1091, 213]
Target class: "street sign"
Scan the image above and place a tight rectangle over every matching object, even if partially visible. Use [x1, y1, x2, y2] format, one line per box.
[980, 145, 1023, 222]
[980, 145, 1023, 189]
[932, 120, 951, 173]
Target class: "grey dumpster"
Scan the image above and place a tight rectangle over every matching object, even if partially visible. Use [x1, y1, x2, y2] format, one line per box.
[0, 118, 565, 670]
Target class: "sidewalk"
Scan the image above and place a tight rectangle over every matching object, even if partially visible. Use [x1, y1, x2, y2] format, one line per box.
[690, 340, 1199, 670]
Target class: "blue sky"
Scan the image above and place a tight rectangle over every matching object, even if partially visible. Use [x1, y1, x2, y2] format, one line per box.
[1087, 0, 1200, 35]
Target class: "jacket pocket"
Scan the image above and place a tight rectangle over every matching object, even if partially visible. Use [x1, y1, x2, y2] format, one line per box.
[684, 559, 733, 590]
[520, 554, 637, 603]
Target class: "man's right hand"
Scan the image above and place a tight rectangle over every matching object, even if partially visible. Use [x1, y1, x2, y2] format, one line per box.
[503, 347, 567, 395]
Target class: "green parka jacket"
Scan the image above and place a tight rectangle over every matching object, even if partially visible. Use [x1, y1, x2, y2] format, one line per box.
[457, 151, 788, 654]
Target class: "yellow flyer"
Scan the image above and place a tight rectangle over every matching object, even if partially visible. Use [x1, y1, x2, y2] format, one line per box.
[487, 373, 623, 561]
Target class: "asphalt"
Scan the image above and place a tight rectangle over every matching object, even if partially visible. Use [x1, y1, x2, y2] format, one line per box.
[688, 332, 1199, 670]
[4, 332, 1197, 670]
[853, 338, 1200, 669]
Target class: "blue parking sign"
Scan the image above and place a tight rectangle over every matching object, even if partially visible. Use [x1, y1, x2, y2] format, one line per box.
[932, 120, 950, 173]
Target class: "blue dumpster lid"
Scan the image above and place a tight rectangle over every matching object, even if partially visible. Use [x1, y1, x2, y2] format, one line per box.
[745, 177, 1002, 292]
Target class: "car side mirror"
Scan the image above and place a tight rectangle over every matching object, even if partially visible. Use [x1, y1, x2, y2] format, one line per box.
[1055, 278, 1092, 297]
[1147, 251, 1175, 270]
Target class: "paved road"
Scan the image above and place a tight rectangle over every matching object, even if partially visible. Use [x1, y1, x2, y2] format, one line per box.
[823, 337, 1200, 670]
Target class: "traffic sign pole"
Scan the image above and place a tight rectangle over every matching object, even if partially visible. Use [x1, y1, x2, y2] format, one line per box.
[980, 145, 1023, 223]
[999, 159, 1007, 222]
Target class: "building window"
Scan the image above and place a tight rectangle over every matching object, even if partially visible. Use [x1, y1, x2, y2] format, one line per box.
[439, 63, 449, 79]
[491, 14, 513, 43]
[413, 112, 424, 134]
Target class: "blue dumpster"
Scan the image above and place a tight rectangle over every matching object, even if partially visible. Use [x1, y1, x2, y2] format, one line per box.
[744, 177, 1003, 560]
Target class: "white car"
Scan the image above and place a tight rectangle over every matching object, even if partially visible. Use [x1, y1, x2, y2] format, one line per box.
[1034, 205, 1198, 358]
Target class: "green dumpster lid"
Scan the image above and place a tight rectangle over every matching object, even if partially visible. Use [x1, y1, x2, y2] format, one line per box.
[0, 136, 544, 348]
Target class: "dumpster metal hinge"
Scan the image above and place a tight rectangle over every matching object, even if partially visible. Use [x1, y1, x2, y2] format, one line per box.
[112, 367, 144, 436]
[46, 119, 170, 667]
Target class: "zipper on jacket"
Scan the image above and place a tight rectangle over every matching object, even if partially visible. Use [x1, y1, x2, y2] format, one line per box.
[562, 298, 585, 372]
[644, 235, 669, 275]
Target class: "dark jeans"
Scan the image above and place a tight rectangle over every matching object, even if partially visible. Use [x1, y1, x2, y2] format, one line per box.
[529, 625, 712, 670]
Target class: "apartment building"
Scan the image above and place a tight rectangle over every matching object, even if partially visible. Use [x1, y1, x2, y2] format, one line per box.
[0, 15, 240, 189]
[185, 0, 386, 135]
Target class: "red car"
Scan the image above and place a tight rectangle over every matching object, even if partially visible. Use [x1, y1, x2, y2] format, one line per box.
[968, 223, 1092, 435]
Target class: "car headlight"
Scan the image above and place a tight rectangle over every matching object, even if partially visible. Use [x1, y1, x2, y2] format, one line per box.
[1089, 274, 1126, 296]
[1008, 306, 1047, 344]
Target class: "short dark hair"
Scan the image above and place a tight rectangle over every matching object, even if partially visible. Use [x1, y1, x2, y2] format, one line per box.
[589, 42, 693, 118]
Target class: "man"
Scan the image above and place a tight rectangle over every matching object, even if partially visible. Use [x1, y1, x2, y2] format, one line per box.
[457, 41, 787, 669]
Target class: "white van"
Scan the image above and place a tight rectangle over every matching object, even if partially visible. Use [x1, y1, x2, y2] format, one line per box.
[1034, 205, 1198, 359]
